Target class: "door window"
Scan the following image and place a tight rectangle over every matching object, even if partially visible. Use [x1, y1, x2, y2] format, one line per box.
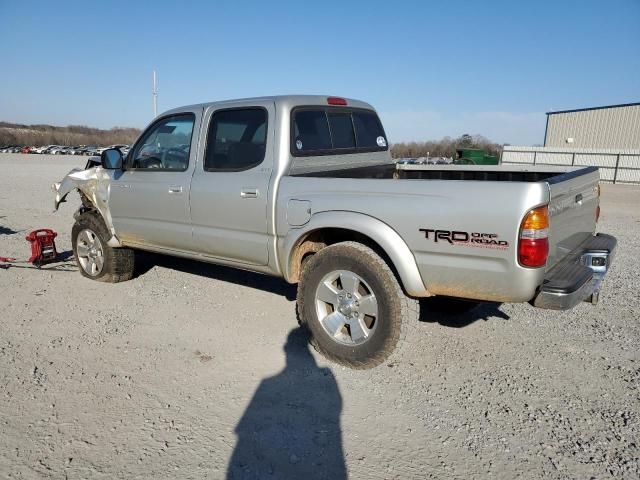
[129, 114, 195, 171]
[204, 108, 267, 171]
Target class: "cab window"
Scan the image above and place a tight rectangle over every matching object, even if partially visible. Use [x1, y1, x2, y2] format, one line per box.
[129, 114, 195, 171]
[292, 107, 387, 156]
[204, 108, 267, 171]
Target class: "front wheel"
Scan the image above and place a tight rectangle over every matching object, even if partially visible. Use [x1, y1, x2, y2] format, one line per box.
[297, 242, 419, 369]
[72, 211, 135, 283]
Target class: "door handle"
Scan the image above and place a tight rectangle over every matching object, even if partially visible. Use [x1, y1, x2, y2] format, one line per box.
[168, 185, 183, 194]
[241, 188, 258, 198]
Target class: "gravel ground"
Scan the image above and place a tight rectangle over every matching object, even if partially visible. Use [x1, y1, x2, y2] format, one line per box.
[0, 154, 638, 479]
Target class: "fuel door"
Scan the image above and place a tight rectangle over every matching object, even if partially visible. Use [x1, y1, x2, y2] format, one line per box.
[287, 200, 312, 226]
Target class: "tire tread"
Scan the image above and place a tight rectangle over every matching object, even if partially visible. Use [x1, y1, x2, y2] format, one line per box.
[72, 211, 134, 283]
[297, 241, 419, 369]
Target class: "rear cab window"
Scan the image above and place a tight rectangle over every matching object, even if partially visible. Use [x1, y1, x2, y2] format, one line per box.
[291, 107, 387, 156]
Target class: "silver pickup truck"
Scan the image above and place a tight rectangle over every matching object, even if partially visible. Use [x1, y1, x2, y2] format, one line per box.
[54, 95, 617, 369]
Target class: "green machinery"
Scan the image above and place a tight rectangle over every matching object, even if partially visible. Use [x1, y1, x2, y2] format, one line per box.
[454, 148, 499, 165]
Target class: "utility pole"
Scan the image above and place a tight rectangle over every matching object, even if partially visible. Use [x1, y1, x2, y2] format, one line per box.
[152, 70, 158, 117]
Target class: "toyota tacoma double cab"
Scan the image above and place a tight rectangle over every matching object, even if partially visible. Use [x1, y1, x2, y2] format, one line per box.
[54, 95, 617, 369]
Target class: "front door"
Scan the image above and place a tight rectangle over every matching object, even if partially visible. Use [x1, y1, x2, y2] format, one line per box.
[189, 102, 275, 265]
[108, 109, 201, 251]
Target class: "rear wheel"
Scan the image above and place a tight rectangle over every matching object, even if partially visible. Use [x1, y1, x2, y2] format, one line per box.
[297, 242, 419, 369]
[72, 211, 134, 283]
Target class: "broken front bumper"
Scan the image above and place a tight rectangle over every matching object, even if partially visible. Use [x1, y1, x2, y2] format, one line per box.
[532, 233, 617, 310]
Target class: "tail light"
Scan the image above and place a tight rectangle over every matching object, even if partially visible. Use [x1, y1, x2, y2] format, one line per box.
[518, 205, 549, 268]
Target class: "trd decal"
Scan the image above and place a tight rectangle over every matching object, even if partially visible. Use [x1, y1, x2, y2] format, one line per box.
[419, 229, 509, 249]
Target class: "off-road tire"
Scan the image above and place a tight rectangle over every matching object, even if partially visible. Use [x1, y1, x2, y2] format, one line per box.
[297, 241, 419, 369]
[72, 211, 134, 283]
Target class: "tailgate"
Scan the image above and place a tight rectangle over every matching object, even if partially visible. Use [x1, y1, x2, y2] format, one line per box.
[546, 167, 600, 271]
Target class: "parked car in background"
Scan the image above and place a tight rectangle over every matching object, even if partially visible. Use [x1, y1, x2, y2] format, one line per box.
[93, 145, 122, 156]
[51, 146, 70, 155]
[74, 146, 91, 155]
[396, 156, 453, 165]
[84, 146, 101, 156]
[70, 146, 86, 155]
[1, 144, 132, 155]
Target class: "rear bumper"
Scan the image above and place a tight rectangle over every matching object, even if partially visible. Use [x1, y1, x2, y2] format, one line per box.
[531, 233, 617, 310]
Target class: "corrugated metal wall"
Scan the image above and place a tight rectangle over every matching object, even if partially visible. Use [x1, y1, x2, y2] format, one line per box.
[545, 104, 640, 149]
[501, 146, 640, 184]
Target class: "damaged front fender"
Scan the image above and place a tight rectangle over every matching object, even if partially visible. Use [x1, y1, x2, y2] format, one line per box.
[52, 166, 121, 247]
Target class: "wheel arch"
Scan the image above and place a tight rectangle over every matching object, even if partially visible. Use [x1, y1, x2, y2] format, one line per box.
[282, 211, 429, 297]
[53, 166, 122, 247]
[73, 198, 122, 248]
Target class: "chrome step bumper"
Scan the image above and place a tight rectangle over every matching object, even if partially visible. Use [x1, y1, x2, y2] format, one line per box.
[532, 233, 617, 310]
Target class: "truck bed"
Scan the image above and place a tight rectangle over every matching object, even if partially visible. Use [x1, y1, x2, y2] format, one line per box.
[281, 162, 601, 302]
[292, 163, 598, 183]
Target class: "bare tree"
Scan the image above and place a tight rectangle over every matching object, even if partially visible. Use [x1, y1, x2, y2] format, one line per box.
[391, 134, 503, 159]
[0, 122, 141, 147]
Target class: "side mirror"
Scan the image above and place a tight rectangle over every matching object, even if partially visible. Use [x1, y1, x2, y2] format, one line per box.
[101, 148, 123, 170]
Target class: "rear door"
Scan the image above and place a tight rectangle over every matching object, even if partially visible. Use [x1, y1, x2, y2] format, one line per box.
[189, 101, 275, 265]
[108, 109, 201, 251]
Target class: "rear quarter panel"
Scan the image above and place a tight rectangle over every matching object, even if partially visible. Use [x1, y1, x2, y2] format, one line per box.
[277, 177, 550, 302]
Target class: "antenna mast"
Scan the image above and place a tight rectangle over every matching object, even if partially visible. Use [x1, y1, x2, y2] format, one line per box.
[152, 70, 158, 117]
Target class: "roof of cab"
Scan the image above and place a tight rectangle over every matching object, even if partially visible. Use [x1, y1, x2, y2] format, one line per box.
[161, 95, 376, 117]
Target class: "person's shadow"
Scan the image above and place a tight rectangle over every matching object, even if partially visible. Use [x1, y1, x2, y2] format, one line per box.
[227, 328, 347, 480]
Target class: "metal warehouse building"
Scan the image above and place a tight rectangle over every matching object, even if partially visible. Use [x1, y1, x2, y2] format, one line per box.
[544, 102, 640, 149]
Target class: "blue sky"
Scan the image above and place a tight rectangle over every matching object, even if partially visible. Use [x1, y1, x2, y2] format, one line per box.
[0, 0, 638, 145]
